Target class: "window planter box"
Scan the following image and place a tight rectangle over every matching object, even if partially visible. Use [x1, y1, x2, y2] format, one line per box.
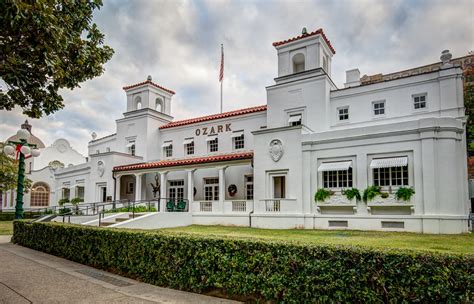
[316, 195, 357, 213]
[367, 194, 414, 214]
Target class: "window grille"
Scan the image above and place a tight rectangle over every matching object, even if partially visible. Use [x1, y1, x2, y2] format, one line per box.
[338, 107, 349, 121]
[323, 168, 353, 189]
[209, 138, 218, 152]
[186, 142, 194, 155]
[164, 144, 173, 157]
[234, 134, 245, 150]
[373, 101, 385, 115]
[413, 94, 427, 109]
[373, 166, 408, 187]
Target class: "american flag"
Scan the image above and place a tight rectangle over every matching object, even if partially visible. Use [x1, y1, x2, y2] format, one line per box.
[219, 44, 224, 82]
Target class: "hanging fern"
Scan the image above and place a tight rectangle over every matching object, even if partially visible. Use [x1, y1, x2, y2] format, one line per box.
[362, 186, 381, 203]
[314, 188, 334, 202]
[342, 188, 361, 201]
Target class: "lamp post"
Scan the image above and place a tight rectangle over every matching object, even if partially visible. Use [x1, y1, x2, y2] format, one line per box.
[3, 129, 41, 219]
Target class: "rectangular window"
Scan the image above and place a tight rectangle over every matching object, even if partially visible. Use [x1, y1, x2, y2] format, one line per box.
[338, 107, 349, 121]
[373, 101, 385, 116]
[62, 187, 70, 200]
[373, 166, 408, 187]
[127, 140, 136, 156]
[323, 168, 353, 189]
[164, 143, 173, 157]
[273, 176, 286, 199]
[76, 186, 85, 199]
[204, 178, 219, 201]
[186, 142, 194, 155]
[288, 114, 302, 126]
[245, 175, 254, 200]
[234, 134, 245, 150]
[413, 94, 427, 110]
[169, 180, 184, 200]
[208, 138, 218, 152]
[126, 182, 134, 194]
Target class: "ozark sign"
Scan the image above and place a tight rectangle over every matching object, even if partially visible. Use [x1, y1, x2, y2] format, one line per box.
[195, 123, 232, 136]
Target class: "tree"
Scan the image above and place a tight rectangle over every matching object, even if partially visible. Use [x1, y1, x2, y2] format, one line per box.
[464, 68, 474, 153]
[0, 144, 32, 194]
[0, 0, 114, 118]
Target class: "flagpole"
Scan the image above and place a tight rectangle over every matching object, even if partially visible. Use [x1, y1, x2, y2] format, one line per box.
[220, 77, 223, 114]
[220, 44, 223, 114]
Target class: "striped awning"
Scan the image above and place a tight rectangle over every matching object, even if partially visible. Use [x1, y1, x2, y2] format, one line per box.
[231, 131, 244, 138]
[318, 161, 352, 172]
[370, 157, 408, 169]
[161, 141, 172, 148]
[183, 138, 194, 145]
[206, 135, 218, 142]
[288, 114, 302, 123]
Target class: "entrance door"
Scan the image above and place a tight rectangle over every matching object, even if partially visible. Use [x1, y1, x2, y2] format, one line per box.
[204, 178, 219, 201]
[169, 180, 184, 200]
[96, 184, 107, 202]
[273, 176, 286, 199]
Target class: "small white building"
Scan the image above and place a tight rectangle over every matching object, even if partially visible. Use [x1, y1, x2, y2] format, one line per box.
[13, 29, 473, 233]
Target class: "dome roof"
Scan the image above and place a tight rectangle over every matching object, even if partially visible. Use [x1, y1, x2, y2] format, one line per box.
[6, 120, 46, 149]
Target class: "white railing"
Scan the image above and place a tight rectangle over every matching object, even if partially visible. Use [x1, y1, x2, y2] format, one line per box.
[199, 201, 213, 212]
[265, 199, 281, 212]
[260, 199, 298, 213]
[232, 200, 247, 212]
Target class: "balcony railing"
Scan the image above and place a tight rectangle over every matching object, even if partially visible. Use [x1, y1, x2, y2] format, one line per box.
[193, 200, 254, 214]
[260, 199, 297, 213]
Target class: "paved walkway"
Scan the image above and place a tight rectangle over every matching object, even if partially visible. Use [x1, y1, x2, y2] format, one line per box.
[0, 236, 238, 304]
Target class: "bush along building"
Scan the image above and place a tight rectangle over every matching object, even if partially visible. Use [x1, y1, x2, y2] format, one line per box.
[42, 29, 473, 233]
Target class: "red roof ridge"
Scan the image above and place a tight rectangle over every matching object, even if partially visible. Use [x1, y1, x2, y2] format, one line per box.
[272, 28, 336, 54]
[160, 105, 267, 129]
[123, 80, 175, 95]
[113, 151, 254, 172]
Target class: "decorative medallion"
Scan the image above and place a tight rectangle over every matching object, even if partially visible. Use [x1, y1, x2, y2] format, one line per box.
[269, 139, 283, 162]
[97, 160, 105, 177]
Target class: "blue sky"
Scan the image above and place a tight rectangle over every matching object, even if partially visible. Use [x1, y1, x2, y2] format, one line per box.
[1, 0, 473, 155]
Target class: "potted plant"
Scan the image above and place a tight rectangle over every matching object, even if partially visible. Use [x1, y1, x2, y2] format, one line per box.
[362, 186, 382, 203]
[342, 188, 361, 202]
[394, 187, 415, 201]
[314, 188, 334, 202]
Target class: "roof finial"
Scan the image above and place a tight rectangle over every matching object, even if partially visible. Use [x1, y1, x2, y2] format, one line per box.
[21, 120, 32, 133]
[147, 75, 152, 81]
[302, 27, 308, 35]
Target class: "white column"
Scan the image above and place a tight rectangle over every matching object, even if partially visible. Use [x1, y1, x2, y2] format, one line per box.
[160, 171, 168, 211]
[115, 175, 121, 201]
[134, 173, 143, 202]
[187, 169, 195, 212]
[218, 166, 226, 212]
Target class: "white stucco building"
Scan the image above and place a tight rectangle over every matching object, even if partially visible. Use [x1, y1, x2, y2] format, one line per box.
[8, 28, 472, 233]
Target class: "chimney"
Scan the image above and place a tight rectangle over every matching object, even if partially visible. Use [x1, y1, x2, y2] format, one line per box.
[344, 68, 361, 88]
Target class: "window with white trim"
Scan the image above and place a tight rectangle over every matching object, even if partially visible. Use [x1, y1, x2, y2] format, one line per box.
[288, 114, 302, 126]
[126, 181, 134, 194]
[413, 93, 427, 110]
[323, 168, 353, 189]
[338, 107, 349, 121]
[373, 166, 408, 187]
[234, 134, 244, 150]
[31, 182, 50, 207]
[373, 101, 385, 116]
[186, 142, 194, 155]
[127, 140, 136, 156]
[169, 180, 184, 200]
[204, 178, 219, 201]
[76, 185, 85, 198]
[245, 175, 253, 200]
[208, 137, 218, 152]
[164, 144, 173, 157]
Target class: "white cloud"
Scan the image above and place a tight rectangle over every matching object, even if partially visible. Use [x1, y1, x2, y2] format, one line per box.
[1, 0, 472, 155]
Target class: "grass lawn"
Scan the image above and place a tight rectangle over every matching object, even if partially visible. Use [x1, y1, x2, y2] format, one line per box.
[162, 225, 474, 255]
[0, 221, 13, 235]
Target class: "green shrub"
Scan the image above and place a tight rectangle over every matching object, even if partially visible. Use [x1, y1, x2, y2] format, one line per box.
[57, 198, 69, 206]
[12, 221, 473, 303]
[105, 205, 157, 213]
[395, 187, 415, 201]
[70, 197, 84, 205]
[342, 188, 361, 201]
[57, 208, 71, 215]
[380, 192, 390, 199]
[314, 188, 334, 202]
[363, 186, 382, 202]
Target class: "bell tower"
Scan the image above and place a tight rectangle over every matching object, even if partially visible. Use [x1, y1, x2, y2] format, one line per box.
[123, 75, 174, 116]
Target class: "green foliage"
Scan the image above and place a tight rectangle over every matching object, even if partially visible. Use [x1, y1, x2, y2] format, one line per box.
[0, 148, 32, 192]
[314, 188, 334, 202]
[12, 222, 474, 303]
[342, 188, 361, 201]
[58, 208, 71, 215]
[105, 206, 157, 213]
[464, 70, 474, 153]
[0, 0, 114, 118]
[57, 198, 69, 207]
[0, 212, 36, 221]
[380, 192, 389, 198]
[395, 187, 415, 201]
[363, 186, 382, 202]
[70, 197, 84, 205]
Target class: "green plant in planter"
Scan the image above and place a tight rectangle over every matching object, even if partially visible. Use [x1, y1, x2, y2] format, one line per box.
[314, 188, 334, 202]
[362, 186, 381, 202]
[57, 198, 69, 206]
[70, 197, 84, 205]
[395, 187, 415, 201]
[342, 188, 361, 201]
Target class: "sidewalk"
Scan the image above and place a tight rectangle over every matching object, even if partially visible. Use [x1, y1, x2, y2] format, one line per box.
[0, 236, 238, 304]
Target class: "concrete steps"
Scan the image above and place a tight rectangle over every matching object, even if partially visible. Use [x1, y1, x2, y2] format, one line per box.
[99, 213, 145, 227]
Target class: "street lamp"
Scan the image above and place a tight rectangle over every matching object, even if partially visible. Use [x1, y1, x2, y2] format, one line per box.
[3, 129, 41, 219]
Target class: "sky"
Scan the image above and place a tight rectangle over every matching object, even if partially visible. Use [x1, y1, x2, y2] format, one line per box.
[1, 0, 473, 155]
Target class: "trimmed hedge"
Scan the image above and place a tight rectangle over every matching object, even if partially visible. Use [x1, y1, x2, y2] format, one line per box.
[0, 212, 37, 221]
[13, 221, 474, 303]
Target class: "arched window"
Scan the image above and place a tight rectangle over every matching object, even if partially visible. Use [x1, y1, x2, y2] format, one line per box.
[31, 182, 50, 207]
[292, 53, 305, 73]
[135, 96, 142, 110]
[155, 98, 163, 112]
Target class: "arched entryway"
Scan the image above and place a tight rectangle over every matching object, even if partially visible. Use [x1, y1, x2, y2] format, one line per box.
[30, 182, 50, 207]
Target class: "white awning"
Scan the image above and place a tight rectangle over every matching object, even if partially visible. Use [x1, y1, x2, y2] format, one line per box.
[370, 157, 408, 169]
[183, 138, 194, 145]
[288, 114, 302, 123]
[206, 135, 218, 142]
[161, 141, 172, 148]
[231, 131, 244, 138]
[126, 141, 135, 148]
[318, 161, 352, 172]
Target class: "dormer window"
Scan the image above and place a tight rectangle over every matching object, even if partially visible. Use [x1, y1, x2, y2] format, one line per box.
[288, 114, 302, 126]
[292, 53, 305, 73]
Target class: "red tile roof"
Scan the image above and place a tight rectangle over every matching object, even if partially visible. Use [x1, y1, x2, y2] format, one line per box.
[159, 105, 267, 129]
[272, 28, 336, 54]
[113, 151, 254, 172]
[123, 80, 175, 95]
